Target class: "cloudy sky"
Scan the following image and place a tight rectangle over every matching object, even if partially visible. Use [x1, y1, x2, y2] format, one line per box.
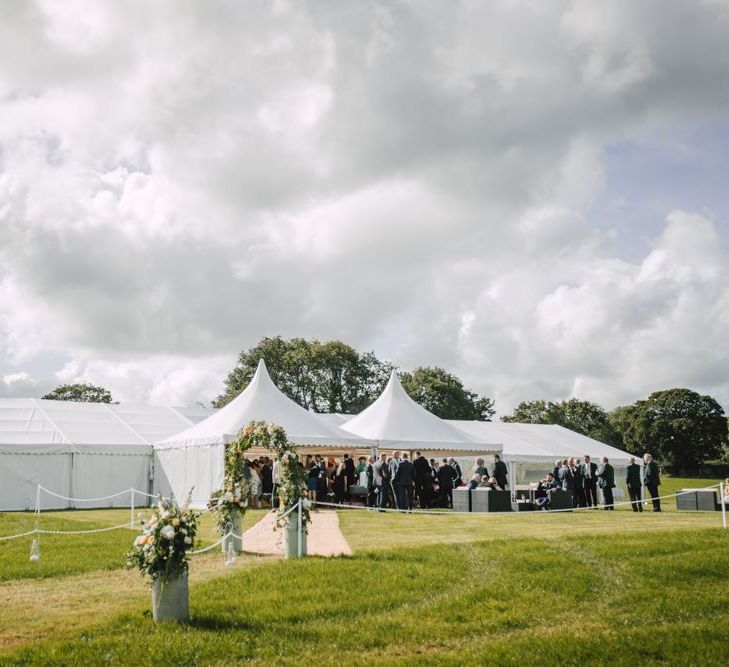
[2, 1, 729, 415]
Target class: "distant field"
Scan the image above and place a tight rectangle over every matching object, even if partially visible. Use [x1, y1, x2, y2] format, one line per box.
[0, 479, 726, 665]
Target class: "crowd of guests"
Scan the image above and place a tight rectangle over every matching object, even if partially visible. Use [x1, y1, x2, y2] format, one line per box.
[292, 452, 510, 511]
[244, 451, 726, 513]
[535, 453, 664, 511]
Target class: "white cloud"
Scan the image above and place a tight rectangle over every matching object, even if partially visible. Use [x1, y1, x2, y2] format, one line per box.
[1, 1, 728, 414]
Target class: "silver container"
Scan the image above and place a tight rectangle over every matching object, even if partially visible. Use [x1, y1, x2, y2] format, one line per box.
[151, 571, 189, 623]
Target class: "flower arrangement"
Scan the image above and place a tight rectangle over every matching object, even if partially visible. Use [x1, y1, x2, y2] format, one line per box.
[207, 480, 249, 534]
[126, 494, 200, 582]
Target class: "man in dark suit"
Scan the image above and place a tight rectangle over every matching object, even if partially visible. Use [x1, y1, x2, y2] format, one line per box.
[559, 460, 578, 507]
[597, 456, 615, 510]
[536, 473, 560, 510]
[365, 455, 376, 507]
[395, 453, 415, 511]
[571, 457, 586, 507]
[625, 456, 642, 512]
[643, 453, 661, 512]
[413, 451, 432, 509]
[582, 455, 598, 507]
[437, 458, 456, 508]
[374, 453, 390, 510]
[552, 459, 563, 482]
[343, 453, 356, 501]
[493, 455, 508, 490]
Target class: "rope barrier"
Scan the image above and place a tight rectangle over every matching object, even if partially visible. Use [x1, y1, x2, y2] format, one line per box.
[38, 485, 135, 503]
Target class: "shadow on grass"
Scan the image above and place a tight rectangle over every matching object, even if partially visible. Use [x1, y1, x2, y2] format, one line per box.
[187, 614, 257, 632]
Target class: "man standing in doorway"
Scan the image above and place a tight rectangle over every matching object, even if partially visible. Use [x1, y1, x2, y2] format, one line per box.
[582, 455, 598, 508]
[643, 453, 661, 512]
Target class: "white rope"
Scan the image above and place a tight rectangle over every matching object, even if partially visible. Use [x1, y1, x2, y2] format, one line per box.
[190, 533, 229, 555]
[0, 529, 38, 542]
[314, 484, 722, 516]
[38, 485, 134, 503]
[36, 523, 131, 535]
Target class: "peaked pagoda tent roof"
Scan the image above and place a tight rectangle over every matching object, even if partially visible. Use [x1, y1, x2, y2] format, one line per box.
[340, 372, 501, 454]
[156, 359, 371, 450]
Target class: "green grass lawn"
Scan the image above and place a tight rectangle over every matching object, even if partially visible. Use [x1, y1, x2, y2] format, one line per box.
[0, 482, 727, 665]
[0, 509, 267, 581]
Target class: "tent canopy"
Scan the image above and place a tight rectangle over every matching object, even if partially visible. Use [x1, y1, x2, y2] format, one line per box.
[0, 398, 210, 455]
[448, 420, 638, 465]
[340, 371, 501, 455]
[156, 359, 371, 451]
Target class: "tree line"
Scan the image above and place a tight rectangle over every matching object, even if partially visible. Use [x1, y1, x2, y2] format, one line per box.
[40, 336, 728, 471]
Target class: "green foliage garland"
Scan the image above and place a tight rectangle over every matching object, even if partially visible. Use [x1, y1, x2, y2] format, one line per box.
[207, 424, 255, 534]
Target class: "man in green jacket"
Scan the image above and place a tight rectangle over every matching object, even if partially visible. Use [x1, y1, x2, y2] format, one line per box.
[643, 453, 661, 512]
[597, 457, 615, 510]
[625, 456, 643, 512]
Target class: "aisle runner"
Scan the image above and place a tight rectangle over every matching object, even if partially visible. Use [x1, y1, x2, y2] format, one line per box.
[243, 510, 352, 557]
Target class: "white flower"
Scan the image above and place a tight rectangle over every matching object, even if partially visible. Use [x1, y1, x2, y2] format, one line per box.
[134, 536, 143, 546]
[184, 536, 192, 545]
[161, 511, 171, 520]
[160, 525, 176, 541]
[224, 492, 234, 503]
[181, 528, 188, 535]
[267, 423, 275, 436]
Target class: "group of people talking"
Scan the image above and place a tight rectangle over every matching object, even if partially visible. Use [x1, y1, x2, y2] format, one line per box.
[535, 453, 663, 511]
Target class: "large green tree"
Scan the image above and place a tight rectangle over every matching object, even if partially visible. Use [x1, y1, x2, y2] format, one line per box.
[619, 388, 728, 472]
[399, 366, 495, 420]
[42, 383, 113, 403]
[502, 398, 619, 444]
[215, 337, 393, 413]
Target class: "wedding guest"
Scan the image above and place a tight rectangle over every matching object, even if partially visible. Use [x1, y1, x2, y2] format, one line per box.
[413, 451, 432, 508]
[270, 456, 280, 509]
[466, 474, 482, 491]
[306, 458, 319, 502]
[356, 456, 368, 487]
[374, 452, 390, 510]
[536, 473, 559, 510]
[481, 476, 501, 491]
[570, 457, 586, 508]
[395, 452, 415, 511]
[625, 457, 643, 512]
[366, 455, 376, 507]
[260, 458, 273, 506]
[493, 454, 508, 490]
[448, 457, 463, 487]
[597, 456, 615, 510]
[343, 454, 356, 501]
[333, 458, 348, 504]
[249, 461, 262, 508]
[552, 459, 563, 481]
[643, 453, 661, 512]
[559, 459, 578, 507]
[437, 458, 457, 508]
[582, 455, 598, 507]
[473, 457, 489, 479]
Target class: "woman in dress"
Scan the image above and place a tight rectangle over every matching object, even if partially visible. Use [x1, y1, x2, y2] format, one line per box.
[306, 458, 319, 502]
[332, 458, 347, 504]
[249, 461, 262, 508]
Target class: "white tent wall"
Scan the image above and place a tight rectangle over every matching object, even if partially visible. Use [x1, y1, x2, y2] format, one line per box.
[0, 453, 71, 511]
[0, 399, 214, 511]
[70, 453, 152, 508]
[153, 443, 224, 509]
